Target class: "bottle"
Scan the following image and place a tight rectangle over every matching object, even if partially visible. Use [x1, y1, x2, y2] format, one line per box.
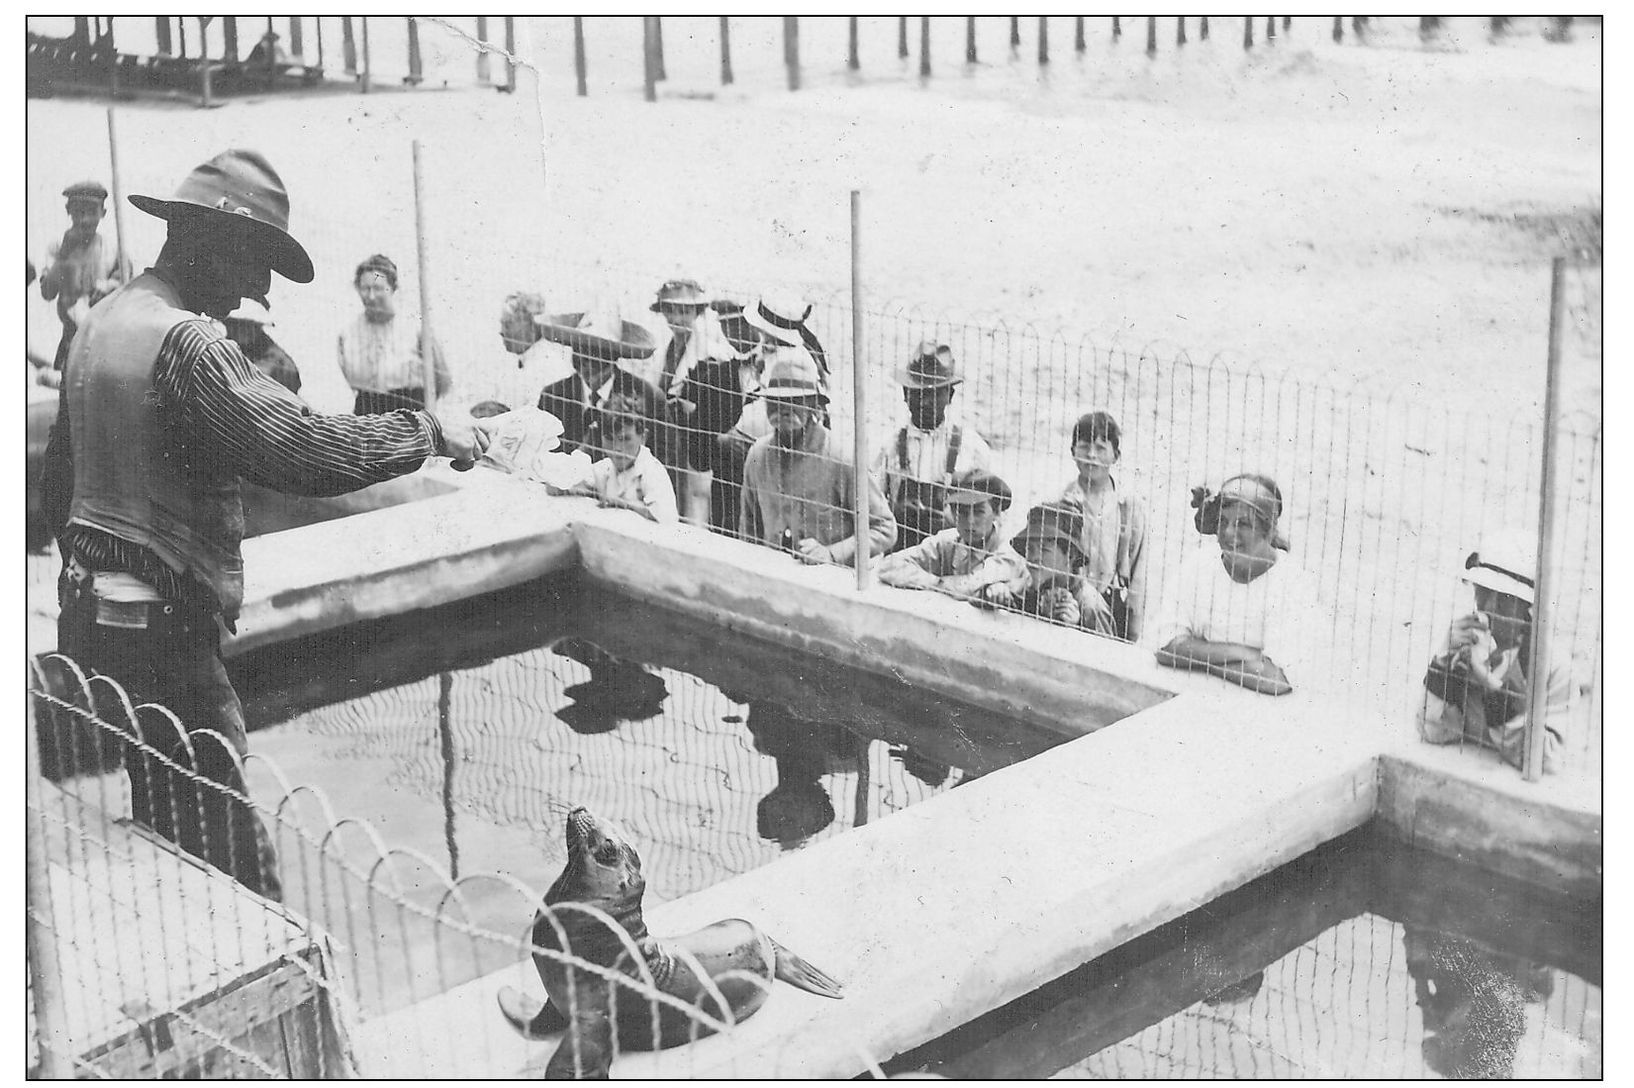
[779, 528, 795, 552]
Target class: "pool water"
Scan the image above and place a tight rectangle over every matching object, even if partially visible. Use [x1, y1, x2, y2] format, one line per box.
[232, 575, 1067, 1015]
[889, 827, 1601, 1080]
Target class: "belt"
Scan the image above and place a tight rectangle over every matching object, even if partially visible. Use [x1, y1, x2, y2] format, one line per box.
[63, 561, 209, 633]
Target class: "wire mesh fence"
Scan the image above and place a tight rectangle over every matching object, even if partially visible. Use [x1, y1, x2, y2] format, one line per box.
[27, 656, 898, 1078]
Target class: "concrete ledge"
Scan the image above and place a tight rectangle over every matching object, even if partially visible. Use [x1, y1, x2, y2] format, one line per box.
[1375, 740, 1602, 898]
[227, 469, 578, 658]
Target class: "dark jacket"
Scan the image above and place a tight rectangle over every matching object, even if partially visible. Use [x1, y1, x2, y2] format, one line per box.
[538, 368, 676, 467]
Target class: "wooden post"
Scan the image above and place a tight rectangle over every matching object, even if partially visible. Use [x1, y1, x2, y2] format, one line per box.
[920, 16, 931, 77]
[785, 16, 800, 91]
[1201, 16, 1210, 40]
[475, 16, 491, 84]
[72, 16, 90, 48]
[503, 17, 516, 92]
[643, 16, 658, 101]
[1075, 16, 1086, 52]
[105, 109, 133, 282]
[1282, 16, 1291, 30]
[1523, 258, 1568, 782]
[1243, 16, 1254, 48]
[900, 17, 910, 59]
[1420, 15, 1441, 37]
[199, 18, 215, 108]
[967, 16, 978, 63]
[1112, 17, 1121, 41]
[155, 16, 172, 55]
[1332, 16, 1343, 42]
[654, 16, 667, 80]
[223, 16, 239, 62]
[360, 16, 372, 92]
[314, 17, 323, 71]
[1267, 16, 1276, 41]
[179, 16, 189, 58]
[1011, 16, 1021, 49]
[105, 17, 120, 95]
[848, 16, 859, 70]
[1147, 16, 1157, 55]
[288, 16, 302, 61]
[405, 17, 423, 85]
[1353, 16, 1370, 35]
[851, 189, 869, 592]
[717, 17, 731, 86]
[412, 140, 439, 416]
[575, 17, 589, 94]
[1038, 17, 1049, 64]
[342, 16, 356, 74]
[26, 704, 70, 1079]
[1491, 16, 1509, 36]
[1178, 17, 1188, 46]
[437, 672, 459, 878]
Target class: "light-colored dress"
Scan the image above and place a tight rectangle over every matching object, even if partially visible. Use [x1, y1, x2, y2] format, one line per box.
[337, 312, 450, 398]
[1151, 547, 1318, 688]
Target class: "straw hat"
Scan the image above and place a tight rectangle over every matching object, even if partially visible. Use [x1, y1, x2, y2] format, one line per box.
[532, 308, 657, 361]
[129, 149, 314, 283]
[894, 342, 962, 389]
[1012, 503, 1087, 565]
[744, 291, 815, 348]
[943, 468, 1013, 512]
[649, 278, 709, 312]
[1462, 528, 1537, 603]
[758, 345, 827, 402]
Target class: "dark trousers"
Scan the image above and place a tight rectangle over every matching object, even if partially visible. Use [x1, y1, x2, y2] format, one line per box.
[53, 322, 77, 370]
[353, 386, 426, 415]
[56, 574, 282, 901]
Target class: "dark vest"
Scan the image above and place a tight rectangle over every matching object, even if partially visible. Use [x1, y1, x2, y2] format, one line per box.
[66, 273, 245, 617]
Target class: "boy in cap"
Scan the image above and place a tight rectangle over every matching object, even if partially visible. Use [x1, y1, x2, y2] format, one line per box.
[878, 469, 1027, 607]
[740, 345, 896, 563]
[38, 179, 125, 375]
[1419, 528, 1570, 774]
[560, 394, 679, 524]
[1010, 503, 1103, 628]
[873, 341, 994, 553]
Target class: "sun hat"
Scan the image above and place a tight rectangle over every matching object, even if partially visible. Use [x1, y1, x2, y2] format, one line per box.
[1194, 473, 1291, 551]
[758, 344, 827, 402]
[744, 290, 815, 348]
[128, 149, 314, 283]
[63, 180, 108, 204]
[649, 278, 709, 312]
[1462, 528, 1537, 604]
[894, 341, 962, 389]
[1011, 503, 1088, 566]
[943, 468, 1013, 511]
[533, 307, 657, 361]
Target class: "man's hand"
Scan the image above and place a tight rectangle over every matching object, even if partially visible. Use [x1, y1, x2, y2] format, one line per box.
[436, 415, 492, 467]
[1448, 611, 1489, 654]
[35, 366, 62, 389]
[1042, 586, 1081, 625]
[794, 538, 832, 565]
[976, 582, 1015, 609]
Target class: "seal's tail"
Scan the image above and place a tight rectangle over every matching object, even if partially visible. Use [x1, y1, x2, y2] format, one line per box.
[771, 938, 845, 999]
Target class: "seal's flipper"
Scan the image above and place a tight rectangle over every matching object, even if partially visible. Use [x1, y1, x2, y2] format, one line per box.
[770, 938, 844, 999]
[498, 985, 569, 1039]
[546, 1001, 615, 1080]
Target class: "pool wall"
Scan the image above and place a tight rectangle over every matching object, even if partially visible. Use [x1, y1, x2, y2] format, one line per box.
[194, 474, 1597, 1077]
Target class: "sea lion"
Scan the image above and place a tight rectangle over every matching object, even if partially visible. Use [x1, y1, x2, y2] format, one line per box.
[497, 806, 844, 1079]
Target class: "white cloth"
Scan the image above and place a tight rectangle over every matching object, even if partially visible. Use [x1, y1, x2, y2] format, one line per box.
[1153, 547, 1319, 684]
[589, 446, 678, 524]
[337, 313, 433, 392]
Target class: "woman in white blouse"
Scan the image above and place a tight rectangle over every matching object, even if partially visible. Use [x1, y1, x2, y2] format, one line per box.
[338, 254, 451, 414]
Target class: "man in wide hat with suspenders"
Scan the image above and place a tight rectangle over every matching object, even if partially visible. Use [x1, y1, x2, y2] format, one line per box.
[41, 149, 489, 898]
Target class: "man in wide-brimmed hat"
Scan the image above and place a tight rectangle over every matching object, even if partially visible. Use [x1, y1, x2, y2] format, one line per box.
[38, 178, 125, 377]
[872, 341, 994, 553]
[739, 345, 895, 565]
[1419, 528, 1571, 775]
[534, 307, 676, 467]
[40, 149, 490, 900]
[878, 469, 1027, 607]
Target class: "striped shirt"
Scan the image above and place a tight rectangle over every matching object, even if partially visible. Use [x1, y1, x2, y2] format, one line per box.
[55, 277, 446, 616]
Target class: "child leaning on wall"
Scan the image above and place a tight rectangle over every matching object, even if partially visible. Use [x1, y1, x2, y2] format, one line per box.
[876, 469, 1028, 607]
[1419, 529, 1570, 775]
[559, 395, 679, 524]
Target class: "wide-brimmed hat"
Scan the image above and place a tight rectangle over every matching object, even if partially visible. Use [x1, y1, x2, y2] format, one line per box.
[944, 468, 1012, 511]
[532, 308, 657, 361]
[1012, 503, 1088, 567]
[744, 291, 815, 347]
[758, 345, 827, 402]
[895, 341, 962, 389]
[129, 149, 314, 284]
[63, 180, 108, 204]
[1462, 528, 1537, 603]
[650, 278, 709, 312]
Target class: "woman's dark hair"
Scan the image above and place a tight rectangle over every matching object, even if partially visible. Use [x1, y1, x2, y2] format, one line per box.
[1070, 410, 1122, 457]
[353, 254, 399, 291]
[598, 394, 647, 436]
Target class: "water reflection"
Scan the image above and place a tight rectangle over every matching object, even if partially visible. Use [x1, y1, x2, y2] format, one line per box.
[1405, 927, 1556, 1079]
[549, 637, 670, 735]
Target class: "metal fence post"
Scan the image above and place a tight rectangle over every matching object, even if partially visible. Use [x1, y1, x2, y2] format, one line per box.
[1201, 16, 1210, 40]
[920, 17, 931, 77]
[851, 189, 870, 592]
[1147, 16, 1157, 55]
[342, 16, 357, 73]
[1112, 17, 1121, 41]
[654, 16, 667, 80]
[26, 700, 70, 1079]
[901, 17, 911, 59]
[575, 17, 589, 94]
[503, 17, 517, 92]
[1178, 17, 1188, 46]
[105, 109, 133, 282]
[289, 16, 302, 61]
[717, 17, 731, 86]
[643, 17, 658, 101]
[785, 16, 800, 91]
[848, 17, 859, 70]
[967, 17, 978, 63]
[1523, 258, 1568, 782]
[1011, 16, 1021, 50]
[1267, 16, 1277, 41]
[1075, 16, 1086, 51]
[360, 16, 372, 93]
[476, 16, 491, 84]
[412, 140, 439, 416]
[406, 17, 423, 85]
[1243, 16, 1254, 48]
[1038, 17, 1049, 64]
[1332, 16, 1343, 42]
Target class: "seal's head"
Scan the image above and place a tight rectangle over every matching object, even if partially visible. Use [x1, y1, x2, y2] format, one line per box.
[552, 806, 644, 907]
